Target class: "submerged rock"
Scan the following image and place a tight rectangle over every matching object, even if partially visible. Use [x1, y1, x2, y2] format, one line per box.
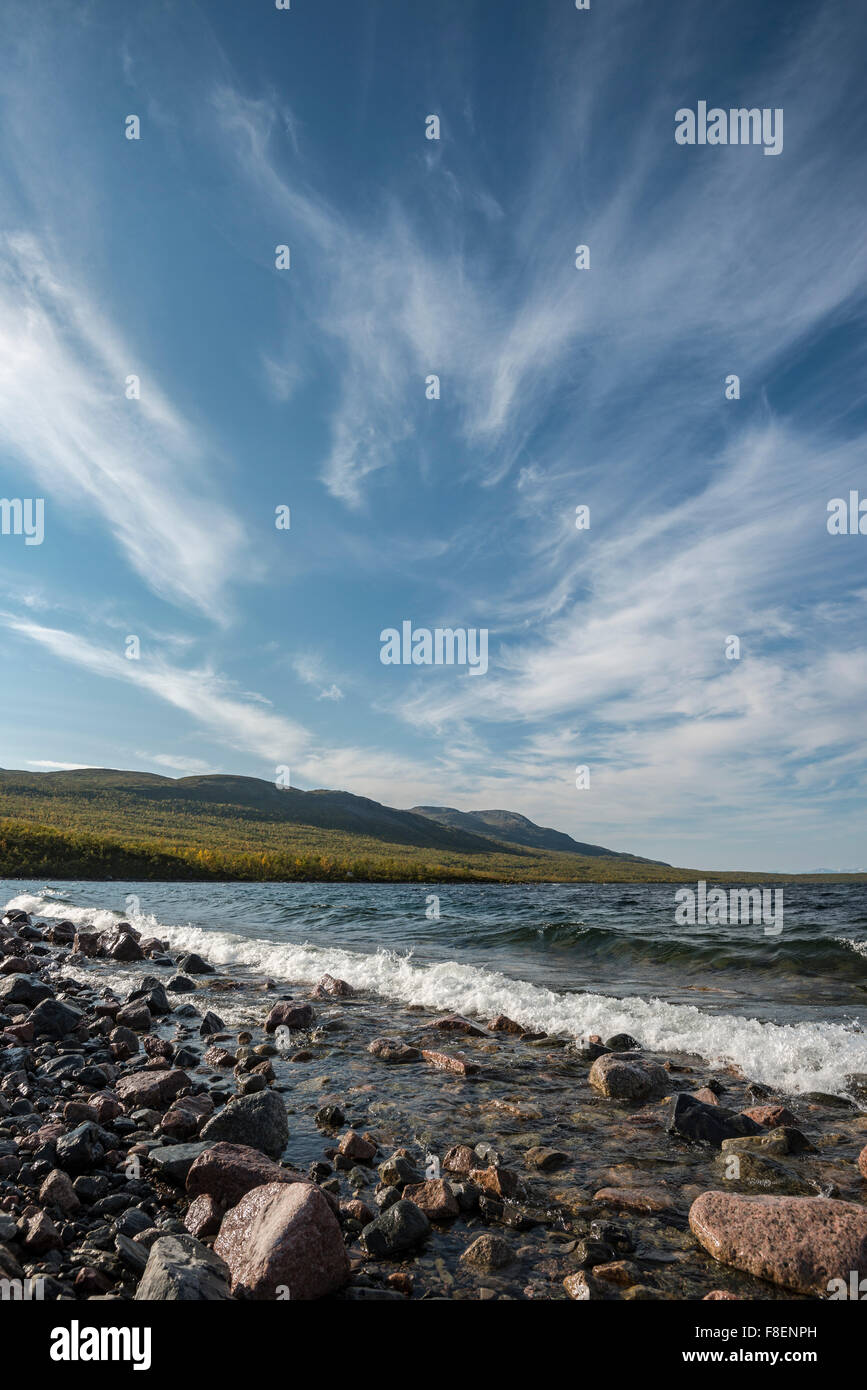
[667, 1092, 765, 1147]
[368, 1038, 420, 1063]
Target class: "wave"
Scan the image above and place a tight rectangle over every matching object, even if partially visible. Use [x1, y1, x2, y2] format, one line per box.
[7, 891, 867, 1098]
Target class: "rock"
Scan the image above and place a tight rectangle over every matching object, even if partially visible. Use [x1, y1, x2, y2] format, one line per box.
[264, 1001, 314, 1032]
[378, 1154, 422, 1189]
[215, 1181, 349, 1300]
[115, 1002, 152, 1033]
[116, 1068, 190, 1112]
[721, 1126, 813, 1158]
[704, 1289, 741, 1300]
[367, 1038, 420, 1063]
[563, 1271, 592, 1300]
[39, 1168, 81, 1214]
[421, 1049, 478, 1076]
[160, 1093, 214, 1140]
[109, 1025, 140, 1059]
[311, 974, 355, 998]
[593, 1186, 677, 1214]
[55, 1122, 113, 1173]
[0, 974, 53, 1007]
[469, 1166, 519, 1199]
[186, 1143, 300, 1207]
[488, 1014, 525, 1034]
[741, 1104, 799, 1129]
[128, 980, 171, 1016]
[177, 953, 214, 975]
[593, 1259, 642, 1286]
[668, 1093, 765, 1147]
[442, 1144, 476, 1174]
[167, 976, 195, 993]
[459, 1233, 513, 1271]
[589, 1052, 669, 1101]
[108, 933, 145, 962]
[574, 1237, 616, 1267]
[184, 1194, 223, 1239]
[337, 1130, 376, 1163]
[22, 1209, 62, 1254]
[428, 1013, 490, 1037]
[203, 1046, 235, 1069]
[114, 1232, 149, 1275]
[72, 931, 100, 956]
[199, 1010, 224, 1036]
[690, 1087, 721, 1107]
[135, 1233, 231, 1300]
[402, 1179, 460, 1219]
[689, 1192, 867, 1296]
[711, 1151, 816, 1197]
[525, 1147, 570, 1172]
[27, 997, 85, 1039]
[606, 1033, 641, 1051]
[314, 1105, 345, 1129]
[149, 1143, 210, 1184]
[199, 1088, 288, 1158]
[360, 1199, 430, 1257]
[858, 1145, 867, 1181]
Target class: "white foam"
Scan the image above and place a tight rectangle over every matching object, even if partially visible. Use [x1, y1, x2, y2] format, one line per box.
[7, 891, 867, 1096]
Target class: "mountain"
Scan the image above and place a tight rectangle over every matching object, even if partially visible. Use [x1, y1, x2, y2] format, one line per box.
[0, 768, 504, 855]
[411, 805, 667, 864]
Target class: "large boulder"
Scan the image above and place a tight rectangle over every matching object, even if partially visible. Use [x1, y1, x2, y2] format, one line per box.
[215, 1181, 348, 1300]
[588, 1051, 669, 1101]
[186, 1143, 301, 1207]
[215, 1178, 347, 1295]
[135, 1234, 231, 1300]
[199, 1088, 288, 1158]
[689, 1192, 867, 1296]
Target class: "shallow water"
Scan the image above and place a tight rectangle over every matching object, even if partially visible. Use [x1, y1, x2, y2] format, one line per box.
[3, 879, 867, 1095]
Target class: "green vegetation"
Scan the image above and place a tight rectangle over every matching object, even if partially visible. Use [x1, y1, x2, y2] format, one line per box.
[0, 769, 864, 883]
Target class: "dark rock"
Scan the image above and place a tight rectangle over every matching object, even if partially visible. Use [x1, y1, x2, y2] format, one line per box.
[360, 1199, 430, 1257]
[199, 1088, 288, 1158]
[667, 1092, 765, 1147]
[135, 1233, 231, 1300]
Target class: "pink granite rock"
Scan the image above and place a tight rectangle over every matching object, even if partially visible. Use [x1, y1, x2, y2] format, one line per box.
[689, 1192, 867, 1296]
[185, 1142, 302, 1207]
[215, 1181, 349, 1300]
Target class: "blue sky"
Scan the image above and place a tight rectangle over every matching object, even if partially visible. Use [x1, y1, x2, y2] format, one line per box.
[1, 0, 866, 871]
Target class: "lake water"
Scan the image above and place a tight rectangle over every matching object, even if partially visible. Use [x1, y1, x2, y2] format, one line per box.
[3, 878, 867, 1096]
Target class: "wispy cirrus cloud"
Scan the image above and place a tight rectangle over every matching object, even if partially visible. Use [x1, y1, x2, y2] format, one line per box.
[0, 234, 250, 621]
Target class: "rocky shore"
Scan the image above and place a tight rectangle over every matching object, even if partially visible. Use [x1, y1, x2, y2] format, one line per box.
[1, 904, 866, 1301]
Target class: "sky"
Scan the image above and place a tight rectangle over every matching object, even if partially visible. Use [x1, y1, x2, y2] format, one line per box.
[0, 0, 865, 872]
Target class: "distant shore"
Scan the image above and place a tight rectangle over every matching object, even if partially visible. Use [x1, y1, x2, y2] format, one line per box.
[3, 819, 866, 885]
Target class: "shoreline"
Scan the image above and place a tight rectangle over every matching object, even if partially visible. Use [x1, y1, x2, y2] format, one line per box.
[1, 903, 866, 1301]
